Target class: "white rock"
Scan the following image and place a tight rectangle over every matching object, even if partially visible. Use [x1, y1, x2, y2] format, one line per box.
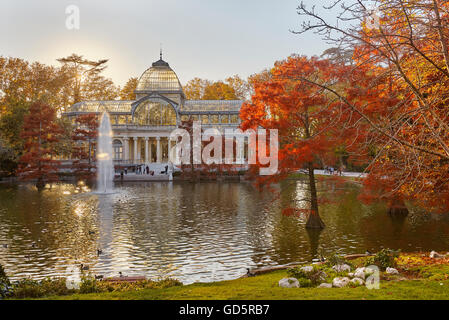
[332, 277, 350, 288]
[348, 272, 354, 278]
[350, 278, 365, 286]
[318, 283, 333, 288]
[386, 267, 399, 275]
[300, 266, 314, 273]
[354, 267, 366, 279]
[332, 264, 351, 273]
[278, 278, 300, 288]
[430, 251, 444, 259]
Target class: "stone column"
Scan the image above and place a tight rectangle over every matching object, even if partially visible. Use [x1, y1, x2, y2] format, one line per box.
[144, 137, 149, 164]
[156, 137, 161, 163]
[133, 137, 138, 163]
[123, 138, 130, 162]
[236, 134, 244, 164]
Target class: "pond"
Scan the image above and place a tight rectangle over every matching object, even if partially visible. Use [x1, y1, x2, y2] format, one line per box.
[0, 180, 448, 284]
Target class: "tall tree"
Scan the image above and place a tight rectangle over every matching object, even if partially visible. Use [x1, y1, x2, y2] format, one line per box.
[241, 55, 348, 229]
[203, 81, 238, 100]
[56, 54, 114, 104]
[294, 0, 449, 212]
[119, 77, 138, 100]
[71, 113, 98, 181]
[184, 76, 250, 100]
[184, 78, 212, 100]
[18, 102, 62, 189]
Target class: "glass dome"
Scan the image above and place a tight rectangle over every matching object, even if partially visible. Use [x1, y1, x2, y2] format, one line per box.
[136, 59, 183, 92]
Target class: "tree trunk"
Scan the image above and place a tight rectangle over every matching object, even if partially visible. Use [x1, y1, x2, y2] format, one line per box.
[388, 198, 409, 217]
[305, 162, 325, 229]
[36, 177, 45, 191]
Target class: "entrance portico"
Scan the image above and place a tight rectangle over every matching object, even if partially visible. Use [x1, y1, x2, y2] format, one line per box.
[115, 135, 175, 165]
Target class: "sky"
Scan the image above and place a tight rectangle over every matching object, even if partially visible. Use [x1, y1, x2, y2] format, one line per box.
[0, 0, 335, 87]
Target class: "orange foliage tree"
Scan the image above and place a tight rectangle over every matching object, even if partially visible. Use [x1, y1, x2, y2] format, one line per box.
[71, 113, 98, 181]
[18, 102, 62, 189]
[294, 0, 449, 213]
[240, 55, 350, 229]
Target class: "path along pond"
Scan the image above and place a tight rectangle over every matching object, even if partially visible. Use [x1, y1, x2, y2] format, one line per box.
[0, 180, 448, 284]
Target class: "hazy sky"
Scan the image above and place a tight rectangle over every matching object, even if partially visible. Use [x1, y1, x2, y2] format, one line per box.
[0, 0, 334, 87]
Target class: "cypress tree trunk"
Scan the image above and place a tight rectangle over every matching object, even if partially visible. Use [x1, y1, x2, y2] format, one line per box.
[306, 162, 325, 229]
[388, 198, 409, 217]
[36, 177, 45, 191]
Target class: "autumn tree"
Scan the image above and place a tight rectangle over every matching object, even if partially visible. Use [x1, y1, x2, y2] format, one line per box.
[183, 78, 211, 100]
[120, 77, 138, 100]
[57, 54, 118, 104]
[241, 55, 349, 229]
[294, 0, 449, 213]
[184, 76, 249, 100]
[71, 113, 98, 181]
[18, 102, 62, 189]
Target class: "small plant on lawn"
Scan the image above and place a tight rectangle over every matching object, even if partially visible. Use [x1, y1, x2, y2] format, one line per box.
[365, 249, 400, 271]
[324, 251, 353, 269]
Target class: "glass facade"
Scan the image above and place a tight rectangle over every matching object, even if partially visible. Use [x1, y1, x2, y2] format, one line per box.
[63, 57, 244, 130]
[133, 99, 177, 126]
[113, 140, 123, 160]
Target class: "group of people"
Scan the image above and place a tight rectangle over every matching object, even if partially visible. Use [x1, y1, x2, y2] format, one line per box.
[324, 166, 345, 176]
[135, 165, 154, 175]
[118, 163, 173, 180]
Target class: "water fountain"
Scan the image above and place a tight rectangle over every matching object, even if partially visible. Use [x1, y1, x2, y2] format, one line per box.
[96, 112, 114, 193]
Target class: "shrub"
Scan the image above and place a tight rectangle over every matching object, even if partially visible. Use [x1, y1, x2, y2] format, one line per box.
[0, 264, 13, 299]
[79, 276, 99, 294]
[79, 275, 183, 294]
[325, 251, 353, 269]
[287, 265, 328, 286]
[287, 267, 308, 280]
[12, 278, 75, 299]
[365, 249, 400, 271]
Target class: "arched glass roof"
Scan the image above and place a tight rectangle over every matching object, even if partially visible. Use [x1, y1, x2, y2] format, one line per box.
[136, 59, 183, 92]
[67, 101, 133, 113]
[181, 100, 243, 112]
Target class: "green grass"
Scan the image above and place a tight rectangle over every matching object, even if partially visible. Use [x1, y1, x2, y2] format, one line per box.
[36, 269, 449, 300]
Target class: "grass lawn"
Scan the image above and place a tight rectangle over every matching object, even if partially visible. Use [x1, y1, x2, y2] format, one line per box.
[41, 271, 449, 300]
[6, 252, 448, 300]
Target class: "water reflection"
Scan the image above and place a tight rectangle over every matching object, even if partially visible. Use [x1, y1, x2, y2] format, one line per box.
[0, 180, 448, 284]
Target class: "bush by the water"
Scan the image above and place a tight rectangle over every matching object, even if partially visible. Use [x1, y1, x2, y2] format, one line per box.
[365, 249, 400, 271]
[325, 251, 353, 269]
[11, 278, 75, 299]
[80, 275, 182, 294]
[0, 264, 13, 299]
[0, 266, 183, 299]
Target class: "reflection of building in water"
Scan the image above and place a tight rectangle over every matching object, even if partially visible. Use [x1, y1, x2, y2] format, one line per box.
[63, 54, 244, 165]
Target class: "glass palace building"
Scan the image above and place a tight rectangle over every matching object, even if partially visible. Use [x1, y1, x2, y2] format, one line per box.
[64, 56, 243, 165]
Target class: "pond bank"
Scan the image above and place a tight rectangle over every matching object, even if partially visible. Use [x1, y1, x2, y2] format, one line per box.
[17, 252, 449, 300]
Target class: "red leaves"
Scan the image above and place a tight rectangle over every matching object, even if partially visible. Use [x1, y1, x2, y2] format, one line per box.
[71, 113, 98, 180]
[18, 102, 62, 184]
